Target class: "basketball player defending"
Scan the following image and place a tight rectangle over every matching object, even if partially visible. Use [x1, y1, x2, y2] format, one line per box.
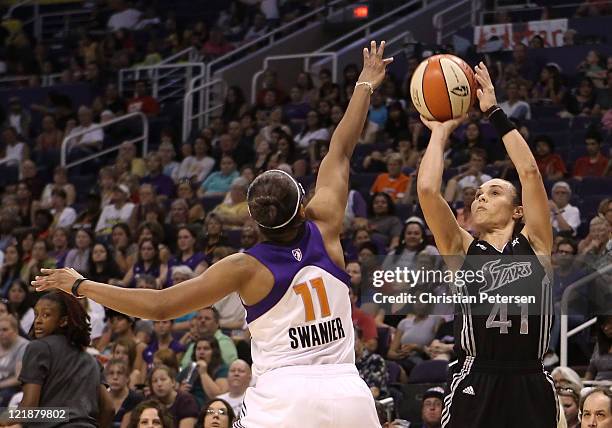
[417, 62, 561, 428]
[32, 41, 392, 428]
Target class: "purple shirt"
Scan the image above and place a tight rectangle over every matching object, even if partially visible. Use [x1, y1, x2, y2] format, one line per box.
[143, 336, 186, 366]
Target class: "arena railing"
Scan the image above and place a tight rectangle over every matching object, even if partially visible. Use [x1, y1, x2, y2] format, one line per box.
[479, 0, 612, 24]
[433, 0, 481, 44]
[60, 111, 149, 170]
[250, 52, 338, 105]
[560, 263, 612, 367]
[182, 77, 226, 142]
[3, 0, 36, 19]
[118, 62, 205, 106]
[33, 9, 93, 40]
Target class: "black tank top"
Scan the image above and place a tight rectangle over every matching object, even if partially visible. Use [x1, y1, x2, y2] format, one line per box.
[453, 232, 552, 362]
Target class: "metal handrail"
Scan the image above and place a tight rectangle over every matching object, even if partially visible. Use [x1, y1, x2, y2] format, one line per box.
[158, 47, 201, 66]
[251, 52, 338, 104]
[35, 9, 92, 39]
[3, 0, 34, 19]
[60, 112, 148, 170]
[433, 0, 479, 44]
[204, 0, 345, 82]
[119, 62, 205, 101]
[182, 79, 225, 142]
[560, 263, 612, 367]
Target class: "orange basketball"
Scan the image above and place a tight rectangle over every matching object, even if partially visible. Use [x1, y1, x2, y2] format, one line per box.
[409, 54, 476, 122]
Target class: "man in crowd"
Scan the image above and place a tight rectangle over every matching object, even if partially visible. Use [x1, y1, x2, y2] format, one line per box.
[216, 359, 252, 415]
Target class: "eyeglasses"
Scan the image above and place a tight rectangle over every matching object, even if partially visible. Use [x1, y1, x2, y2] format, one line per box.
[205, 408, 228, 416]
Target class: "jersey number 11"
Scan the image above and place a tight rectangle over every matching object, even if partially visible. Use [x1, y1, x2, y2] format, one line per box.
[293, 277, 331, 322]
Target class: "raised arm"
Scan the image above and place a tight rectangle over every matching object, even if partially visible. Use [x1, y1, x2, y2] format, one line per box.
[305, 41, 393, 235]
[417, 117, 473, 256]
[474, 62, 553, 255]
[32, 253, 254, 320]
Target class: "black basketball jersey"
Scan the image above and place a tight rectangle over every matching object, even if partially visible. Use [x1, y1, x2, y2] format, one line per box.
[453, 232, 552, 361]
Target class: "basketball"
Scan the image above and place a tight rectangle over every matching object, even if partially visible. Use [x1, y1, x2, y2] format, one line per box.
[409, 54, 476, 122]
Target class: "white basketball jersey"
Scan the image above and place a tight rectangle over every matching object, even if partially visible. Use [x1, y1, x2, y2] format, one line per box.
[243, 221, 355, 378]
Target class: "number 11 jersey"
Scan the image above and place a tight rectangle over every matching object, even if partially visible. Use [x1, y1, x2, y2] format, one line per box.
[243, 221, 355, 378]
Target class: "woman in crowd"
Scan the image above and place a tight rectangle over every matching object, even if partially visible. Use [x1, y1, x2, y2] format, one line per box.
[0, 244, 22, 297]
[382, 217, 439, 272]
[585, 315, 612, 381]
[170, 226, 208, 276]
[49, 227, 70, 267]
[197, 398, 236, 428]
[38, 166, 75, 209]
[176, 179, 206, 223]
[6, 279, 34, 333]
[148, 365, 199, 428]
[368, 192, 403, 250]
[127, 399, 175, 428]
[201, 214, 227, 264]
[64, 228, 93, 275]
[20, 239, 56, 284]
[106, 358, 144, 427]
[111, 223, 137, 274]
[177, 336, 229, 408]
[88, 242, 124, 285]
[18, 291, 114, 427]
[122, 238, 168, 289]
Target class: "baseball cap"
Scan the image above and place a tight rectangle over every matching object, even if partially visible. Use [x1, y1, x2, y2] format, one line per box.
[422, 386, 445, 401]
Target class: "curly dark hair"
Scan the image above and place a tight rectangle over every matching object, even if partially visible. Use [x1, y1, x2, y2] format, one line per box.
[127, 400, 175, 428]
[368, 192, 395, 217]
[196, 398, 236, 427]
[37, 290, 91, 350]
[247, 170, 304, 240]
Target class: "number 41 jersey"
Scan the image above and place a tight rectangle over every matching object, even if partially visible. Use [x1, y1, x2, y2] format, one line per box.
[454, 232, 553, 361]
[243, 221, 355, 378]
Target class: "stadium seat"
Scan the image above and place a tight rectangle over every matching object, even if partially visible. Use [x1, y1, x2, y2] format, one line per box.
[201, 195, 225, 211]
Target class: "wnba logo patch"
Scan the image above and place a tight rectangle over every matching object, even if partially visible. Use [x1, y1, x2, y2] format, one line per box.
[451, 85, 469, 97]
[292, 249, 302, 261]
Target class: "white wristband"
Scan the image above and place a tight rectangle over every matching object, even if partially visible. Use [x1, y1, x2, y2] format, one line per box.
[355, 81, 374, 95]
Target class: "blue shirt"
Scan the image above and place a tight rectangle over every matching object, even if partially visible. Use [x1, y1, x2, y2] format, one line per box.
[201, 171, 239, 194]
[369, 105, 388, 127]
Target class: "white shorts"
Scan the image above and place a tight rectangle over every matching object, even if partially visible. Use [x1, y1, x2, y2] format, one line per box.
[233, 363, 381, 428]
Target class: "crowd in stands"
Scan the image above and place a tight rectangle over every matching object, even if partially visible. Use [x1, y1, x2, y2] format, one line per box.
[0, 1, 610, 427]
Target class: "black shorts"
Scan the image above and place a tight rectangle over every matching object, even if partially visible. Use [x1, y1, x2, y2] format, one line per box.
[441, 356, 559, 428]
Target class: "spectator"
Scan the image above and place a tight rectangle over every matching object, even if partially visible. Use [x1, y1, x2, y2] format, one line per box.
[122, 238, 168, 288]
[198, 156, 239, 197]
[222, 86, 248, 123]
[142, 152, 176, 200]
[49, 227, 70, 267]
[244, 13, 268, 41]
[19, 291, 114, 427]
[39, 167, 76, 209]
[283, 86, 310, 132]
[212, 177, 249, 228]
[117, 141, 146, 178]
[202, 27, 234, 58]
[532, 65, 566, 105]
[579, 388, 612, 427]
[127, 80, 160, 117]
[0, 127, 28, 166]
[595, 69, 612, 111]
[149, 365, 199, 427]
[142, 320, 185, 367]
[358, 111, 380, 145]
[64, 228, 93, 275]
[177, 336, 229, 408]
[95, 184, 136, 237]
[599, 198, 612, 228]
[556, 381, 580, 428]
[294, 111, 330, 150]
[107, 0, 142, 31]
[105, 358, 144, 427]
[578, 216, 610, 256]
[565, 78, 597, 116]
[109, 336, 145, 387]
[238, 222, 259, 252]
[21, 239, 56, 285]
[127, 399, 175, 428]
[110, 223, 137, 274]
[181, 307, 237, 369]
[455, 186, 477, 235]
[197, 398, 236, 428]
[170, 226, 208, 275]
[444, 148, 492, 203]
[4, 97, 30, 138]
[354, 328, 387, 399]
[577, 50, 607, 89]
[500, 80, 531, 121]
[368, 192, 403, 250]
[0, 245, 22, 297]
[174, 137, 216, 183]
[382, 217, 440, 272]
[50, 189, 76, 229]
[415, 387, 445, 428]
[585, 315, 612, 381]
[6, 280, 33, 334]
[67, 106, 103, 156]
[573, 131, 609, 177]
[216, 359, 251, 415]
[369, 91, 388, 127]
[549, 181, 580, 236]
[0, 315, 28, 406]
[73, 191, 102, 232]
[534, 135, 567, 181]
[94, 84, 126, 116]
[34, 114, 63, 163]
[370, 153, 410, 202]
[158, 141, 179, 179]
[20, 160, 44, 201]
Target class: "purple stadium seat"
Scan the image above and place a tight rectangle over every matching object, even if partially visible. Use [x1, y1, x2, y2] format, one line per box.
[576, 177, 612, 196]
[201, 195, 225, 211]
[386, 360, 402, 384]
[395, 203, 413, 222]
[225, 229, 242, 249]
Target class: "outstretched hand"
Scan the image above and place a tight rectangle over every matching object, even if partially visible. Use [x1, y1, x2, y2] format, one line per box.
[357, 40, 394, 90]
[474, 61, 498, 112]
[420, 115, 466, 136]
[31, 267, 83, 295]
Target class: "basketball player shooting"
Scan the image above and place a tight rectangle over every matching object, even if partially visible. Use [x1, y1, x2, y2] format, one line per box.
[417, 62, 560, 428]
[32, 41, 393, 428]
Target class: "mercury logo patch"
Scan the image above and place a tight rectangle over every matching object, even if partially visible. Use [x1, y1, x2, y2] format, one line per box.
[292, 249, 302, 261]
